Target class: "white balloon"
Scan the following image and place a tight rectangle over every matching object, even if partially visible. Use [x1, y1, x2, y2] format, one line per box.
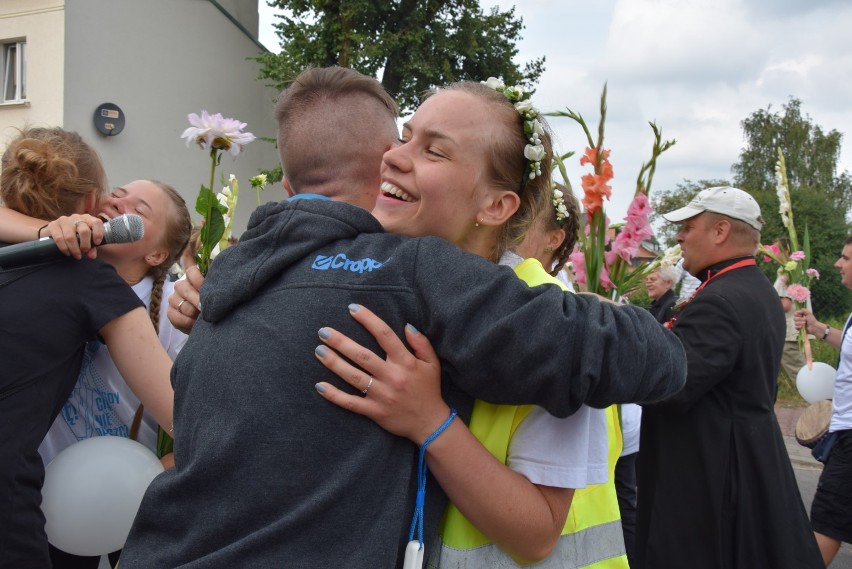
[41, 436, 164, 556]
[796, 362, 837, 404]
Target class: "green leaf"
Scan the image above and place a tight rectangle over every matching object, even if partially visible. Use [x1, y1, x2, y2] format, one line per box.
[200, 209, 226, 251]
[195, 185, 216, 218]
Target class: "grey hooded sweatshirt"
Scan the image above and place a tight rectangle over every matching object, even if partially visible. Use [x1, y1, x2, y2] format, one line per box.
[121, 198, 685, 568]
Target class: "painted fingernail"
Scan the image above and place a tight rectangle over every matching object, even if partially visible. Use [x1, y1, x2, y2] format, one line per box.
[315, 345, 328, 358]
[315, 383, 326, 394]
[318, 328, 331, 340]
[349, 303, 361, 313]
[406, 323, 420, 335]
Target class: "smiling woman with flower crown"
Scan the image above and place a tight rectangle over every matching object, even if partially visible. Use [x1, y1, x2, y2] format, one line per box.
[316, 79, 628, 568]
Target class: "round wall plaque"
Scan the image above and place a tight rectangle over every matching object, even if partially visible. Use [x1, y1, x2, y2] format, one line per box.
[93, 103, 125, 136]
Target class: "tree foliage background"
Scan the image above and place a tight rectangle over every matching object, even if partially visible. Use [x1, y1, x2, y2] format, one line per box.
[651, 98, 852, 318]
[253, 1, 544, 183]
[255, 0, 545, 115]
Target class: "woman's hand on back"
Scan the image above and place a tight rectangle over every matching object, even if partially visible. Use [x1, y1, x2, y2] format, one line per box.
[314, 304, 450, 445]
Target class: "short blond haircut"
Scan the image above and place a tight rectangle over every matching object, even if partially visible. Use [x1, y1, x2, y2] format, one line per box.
[274, 67, 398, 193]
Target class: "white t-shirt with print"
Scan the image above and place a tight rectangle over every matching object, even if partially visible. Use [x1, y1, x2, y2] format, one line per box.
[39, 277, 187, 464]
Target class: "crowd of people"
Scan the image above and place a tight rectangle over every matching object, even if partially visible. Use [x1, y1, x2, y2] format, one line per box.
[0, 65, 849, 569]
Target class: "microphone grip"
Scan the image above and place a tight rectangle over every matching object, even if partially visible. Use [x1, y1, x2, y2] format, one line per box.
[0, 214, 143, 269]
[0, 237, 63, 269]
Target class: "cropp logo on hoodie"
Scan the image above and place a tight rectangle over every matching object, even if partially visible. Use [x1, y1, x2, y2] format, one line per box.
[311, 253, 390, 274]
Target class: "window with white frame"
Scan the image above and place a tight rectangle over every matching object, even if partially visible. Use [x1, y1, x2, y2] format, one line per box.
[2, 40, 26, 103]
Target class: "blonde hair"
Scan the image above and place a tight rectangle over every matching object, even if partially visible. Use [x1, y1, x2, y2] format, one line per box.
[545, 183, 581, 276]
[143, 180, 192, 334]
[1, 127, 107, 219]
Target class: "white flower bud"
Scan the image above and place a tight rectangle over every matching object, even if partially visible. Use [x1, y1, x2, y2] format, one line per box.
[524, 144, 546, 162]
[483, 77, 505, 91]
[515, 100, 533, 113]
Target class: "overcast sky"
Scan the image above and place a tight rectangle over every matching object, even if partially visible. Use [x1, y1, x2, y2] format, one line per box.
[257, 0, 852, 220]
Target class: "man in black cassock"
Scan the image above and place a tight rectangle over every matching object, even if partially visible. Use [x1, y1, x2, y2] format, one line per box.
[635, 186, 824, 569]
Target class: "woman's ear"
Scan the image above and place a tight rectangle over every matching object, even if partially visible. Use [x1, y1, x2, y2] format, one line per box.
[145, 249, 169, 268]
[478, 190, 520, 226]
[549, 227, 567, 251]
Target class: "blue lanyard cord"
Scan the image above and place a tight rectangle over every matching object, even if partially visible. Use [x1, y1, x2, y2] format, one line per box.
[408, 408, 458, 547]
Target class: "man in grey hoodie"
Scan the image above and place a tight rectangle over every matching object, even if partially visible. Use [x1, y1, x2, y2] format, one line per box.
[121, 67, 685, 568]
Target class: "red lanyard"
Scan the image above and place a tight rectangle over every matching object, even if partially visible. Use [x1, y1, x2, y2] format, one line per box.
[664, 258, 756, 329]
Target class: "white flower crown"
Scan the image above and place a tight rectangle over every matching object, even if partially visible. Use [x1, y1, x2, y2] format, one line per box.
[482, 77, 545, 183]
[552, 185, 569, 225]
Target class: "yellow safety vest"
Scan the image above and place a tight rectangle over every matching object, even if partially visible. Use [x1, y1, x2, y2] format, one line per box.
[433, 258, 629, 569]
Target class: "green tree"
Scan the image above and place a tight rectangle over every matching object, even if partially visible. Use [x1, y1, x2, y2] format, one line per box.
[732, 98, 852, 318]
[732, 98, 852, 212]
[650, 178, 730, 247]
[255, 0, 545, 115]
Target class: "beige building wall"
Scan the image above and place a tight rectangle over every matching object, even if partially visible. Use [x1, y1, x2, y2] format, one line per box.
[0, 1, 65, 142]
[0, 0, 281, 235]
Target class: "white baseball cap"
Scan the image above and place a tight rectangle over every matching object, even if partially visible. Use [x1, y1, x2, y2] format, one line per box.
[663, 186, 763, 230]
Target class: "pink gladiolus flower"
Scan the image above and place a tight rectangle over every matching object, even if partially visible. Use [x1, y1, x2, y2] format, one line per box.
[790, 251, 806, 261]
[626, 193, 651, 220]
[569, 249, 586, 284]
[806, 268, 820, 280]
[786, 283, 811, 303]
[605, 249, 619, 267]
[762, 243, 780, 263]
[600, 265, 614, 290]
[626, 219, 653, 242]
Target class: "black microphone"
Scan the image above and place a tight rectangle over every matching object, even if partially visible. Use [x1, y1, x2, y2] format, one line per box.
[0, 213, 145, 269]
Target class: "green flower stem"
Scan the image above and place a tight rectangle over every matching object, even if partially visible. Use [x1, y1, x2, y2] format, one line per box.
[206, 148, 217, 233]
[156, 426, 174, 458]
[197, 149, 220, 276]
